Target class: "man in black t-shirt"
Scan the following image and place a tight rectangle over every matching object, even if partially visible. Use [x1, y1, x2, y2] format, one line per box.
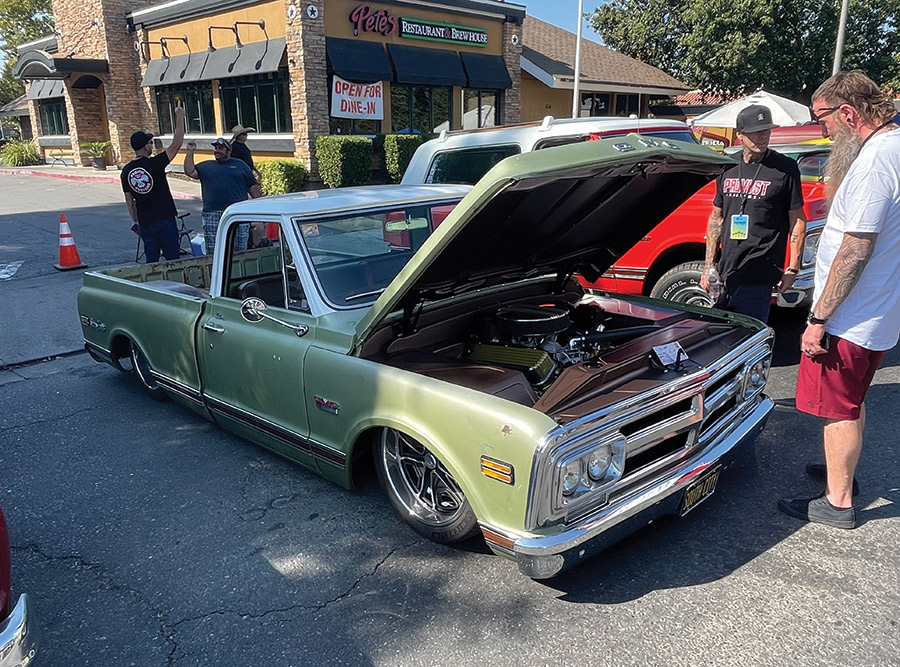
[121, 102, 186, 262]
[701, 104, 807, 322]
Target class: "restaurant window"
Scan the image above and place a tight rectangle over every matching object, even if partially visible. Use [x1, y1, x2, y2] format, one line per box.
[156, 82, 214, 134]
[220, 71, 291, 134]
[462, 89, 499, 129]
[38, 99, 69, 135]
[391, 85, 451, 134]
[580, 93, 610, 117]
[329, 117, 382, 135]
[615, 94, 640, 117]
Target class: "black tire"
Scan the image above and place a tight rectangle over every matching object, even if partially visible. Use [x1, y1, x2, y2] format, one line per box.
[650, 260, 712, 307]
[129, 341, 169, 401]
[375, 428, 478, 544]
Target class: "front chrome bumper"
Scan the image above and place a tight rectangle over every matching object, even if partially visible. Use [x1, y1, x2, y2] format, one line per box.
[0, 594, 38, 667]
[512, 396, 774, 579]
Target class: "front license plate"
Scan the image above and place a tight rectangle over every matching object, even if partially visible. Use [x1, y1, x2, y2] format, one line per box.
[680, 465, 721, 516]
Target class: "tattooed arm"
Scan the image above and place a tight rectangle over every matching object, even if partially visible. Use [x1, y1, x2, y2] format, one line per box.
[802, 231, 877, 355]
[700, 206, 724, 291]
[779, 207, 807, 293]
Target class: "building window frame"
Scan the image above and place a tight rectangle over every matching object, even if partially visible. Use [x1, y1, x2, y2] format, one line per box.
[38, 99, 69, 135]
[462, 89, 501, 128]
[219, 70, 291, 134]
[155, 81, 215, 134]
[390, 84, 452, 134]
[580, 93, 611, 117]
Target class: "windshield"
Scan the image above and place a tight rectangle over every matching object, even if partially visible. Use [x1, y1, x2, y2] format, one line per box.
[297, 202, 458, 308]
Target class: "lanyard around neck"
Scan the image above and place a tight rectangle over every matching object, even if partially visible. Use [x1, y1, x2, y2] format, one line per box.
[738, 155, 766, 215]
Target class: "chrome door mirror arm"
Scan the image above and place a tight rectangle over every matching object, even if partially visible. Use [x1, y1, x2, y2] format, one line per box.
[240, 297, 309, 337]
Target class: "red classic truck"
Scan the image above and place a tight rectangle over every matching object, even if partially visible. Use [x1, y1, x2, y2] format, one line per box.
[587, 147, 830, 308]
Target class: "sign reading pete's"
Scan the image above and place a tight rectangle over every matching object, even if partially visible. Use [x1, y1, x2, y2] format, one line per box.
[349, 3, 488, 47]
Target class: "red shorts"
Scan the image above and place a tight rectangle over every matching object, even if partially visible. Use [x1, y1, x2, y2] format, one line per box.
[795, 336, 885, 420]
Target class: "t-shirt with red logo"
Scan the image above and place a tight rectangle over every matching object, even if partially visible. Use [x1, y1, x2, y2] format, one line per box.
[713, 149, 803, 287]
[121, 152, 177, 226]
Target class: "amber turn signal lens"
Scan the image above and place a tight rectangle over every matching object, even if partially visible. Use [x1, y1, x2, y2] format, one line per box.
[481, 456, 514, 484]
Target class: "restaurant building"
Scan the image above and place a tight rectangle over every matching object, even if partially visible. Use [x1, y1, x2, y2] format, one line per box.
[13, 0, 687, 172]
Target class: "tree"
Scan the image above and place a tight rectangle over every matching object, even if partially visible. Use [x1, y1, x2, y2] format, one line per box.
[589, 0, 900, 99]
[0, 0, 53, 106]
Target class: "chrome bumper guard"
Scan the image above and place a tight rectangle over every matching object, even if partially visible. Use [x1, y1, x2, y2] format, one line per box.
[513, 396, 774, 579]
[775, 273, 813, 308]
[0, 594, 38, 667]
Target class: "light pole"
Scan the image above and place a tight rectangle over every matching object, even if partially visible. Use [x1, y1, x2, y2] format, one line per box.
[832, 0, 850, 74]
[571, 0, 584, 118]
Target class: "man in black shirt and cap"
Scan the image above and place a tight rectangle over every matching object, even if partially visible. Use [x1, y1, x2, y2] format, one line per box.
[121, 102, 186, 262]
[700, 104, 807, 322]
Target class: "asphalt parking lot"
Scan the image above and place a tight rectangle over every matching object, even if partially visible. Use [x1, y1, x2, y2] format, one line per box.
[1, 172, 898, 666]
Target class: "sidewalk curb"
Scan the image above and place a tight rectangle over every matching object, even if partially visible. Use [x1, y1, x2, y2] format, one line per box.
[0, 167, 200, 200]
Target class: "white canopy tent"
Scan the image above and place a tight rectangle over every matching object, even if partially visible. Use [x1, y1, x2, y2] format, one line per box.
[689, 90, 812, 128]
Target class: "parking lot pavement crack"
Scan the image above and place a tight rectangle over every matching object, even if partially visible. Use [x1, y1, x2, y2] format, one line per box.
[168, 540, 422, 629]
[0, 403, 117, 435]
[12, 542, 182, 664]
[311, 539, 421, 614]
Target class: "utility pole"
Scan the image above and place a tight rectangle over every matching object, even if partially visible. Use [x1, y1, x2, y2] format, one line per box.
[832, 0, 850, 74]
[571, 0, 584, 118]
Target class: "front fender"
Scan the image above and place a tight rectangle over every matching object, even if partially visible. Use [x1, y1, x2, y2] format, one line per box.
[303, 345, 556, 532]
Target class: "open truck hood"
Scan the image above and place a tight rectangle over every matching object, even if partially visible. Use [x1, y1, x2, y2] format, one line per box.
[355, 134, 733, 347]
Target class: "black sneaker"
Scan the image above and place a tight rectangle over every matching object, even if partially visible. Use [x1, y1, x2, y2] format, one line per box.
[778, 495, 856, 529]
[806, 463, 860, 497]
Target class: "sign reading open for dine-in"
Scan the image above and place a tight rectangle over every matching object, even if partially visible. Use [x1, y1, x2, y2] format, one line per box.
[331, 76, 384, 120]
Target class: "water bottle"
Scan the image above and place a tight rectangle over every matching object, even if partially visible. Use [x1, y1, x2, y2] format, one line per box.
[706, 267, 723, 303]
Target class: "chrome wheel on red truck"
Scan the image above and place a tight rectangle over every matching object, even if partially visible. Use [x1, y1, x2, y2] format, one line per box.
[650, 261, 713, 307]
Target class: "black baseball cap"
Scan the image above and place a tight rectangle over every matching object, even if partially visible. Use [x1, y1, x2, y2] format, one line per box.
[736, 105, 779, 133]
[130, 131, 154, 150]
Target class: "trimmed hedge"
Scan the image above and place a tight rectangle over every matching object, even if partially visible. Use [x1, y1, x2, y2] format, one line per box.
[257, 159, 308, 196]
[0, 139, 42, 166]
[315, 135, 372, 188]
[384, 134, 427, 183]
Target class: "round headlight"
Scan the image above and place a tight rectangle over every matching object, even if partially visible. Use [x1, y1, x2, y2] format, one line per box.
[562, 460, 583, 496]
[749, 359, 768, 387]
[802, 233, 820, 266]
[587, 445, 612, 481]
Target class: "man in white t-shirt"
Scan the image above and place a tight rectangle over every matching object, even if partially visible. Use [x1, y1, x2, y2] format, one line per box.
[779, 70, 900, 529]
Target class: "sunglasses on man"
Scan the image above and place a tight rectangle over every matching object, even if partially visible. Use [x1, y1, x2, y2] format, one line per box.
[812, 106, 841, 122]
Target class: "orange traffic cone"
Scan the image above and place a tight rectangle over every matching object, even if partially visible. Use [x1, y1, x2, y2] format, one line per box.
[54, 214, 87, 271]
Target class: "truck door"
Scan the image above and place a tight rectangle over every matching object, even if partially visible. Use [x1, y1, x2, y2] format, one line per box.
[197, 219, 319, 472]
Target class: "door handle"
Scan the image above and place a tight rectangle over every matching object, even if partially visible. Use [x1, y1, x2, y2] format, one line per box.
[202, 322, 225, 333]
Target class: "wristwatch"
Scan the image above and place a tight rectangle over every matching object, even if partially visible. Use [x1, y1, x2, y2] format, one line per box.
[808, 314, 827, 325]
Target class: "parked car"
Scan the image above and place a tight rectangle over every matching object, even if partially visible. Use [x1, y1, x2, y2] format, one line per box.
[79, 137, 775, 579]
[401, 115, 699, 186]
[0, 504, 37, 667]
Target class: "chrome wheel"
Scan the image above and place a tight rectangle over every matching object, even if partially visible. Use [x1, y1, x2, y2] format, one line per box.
[129, 341, 168, 401]
[376, 428, 477, 542]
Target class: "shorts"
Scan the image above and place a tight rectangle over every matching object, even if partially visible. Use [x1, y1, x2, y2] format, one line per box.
[795, 335, 885, 420]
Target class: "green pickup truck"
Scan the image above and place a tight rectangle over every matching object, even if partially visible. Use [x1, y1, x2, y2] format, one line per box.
[78, 136, 774, 579]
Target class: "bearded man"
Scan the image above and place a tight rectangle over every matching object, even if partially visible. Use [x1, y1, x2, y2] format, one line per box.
[779, 70, 900, 529]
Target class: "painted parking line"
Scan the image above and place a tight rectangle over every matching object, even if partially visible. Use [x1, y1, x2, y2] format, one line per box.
[0, 261, 24, 280]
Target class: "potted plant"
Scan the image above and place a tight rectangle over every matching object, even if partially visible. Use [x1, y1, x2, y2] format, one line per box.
[81, 141, 111, 170]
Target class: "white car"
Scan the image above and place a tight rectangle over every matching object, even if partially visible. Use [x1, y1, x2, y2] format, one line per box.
[401, 115, 699, 185]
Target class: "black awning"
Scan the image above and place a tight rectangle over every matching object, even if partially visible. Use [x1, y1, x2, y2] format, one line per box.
[326, 37, 393, 83]
[14, 49, 107, 80]
[26, 78, 65, 100]
[460, 52, 512, 90]
[140, 38, 286, 87]
[387, 44, 466, 87]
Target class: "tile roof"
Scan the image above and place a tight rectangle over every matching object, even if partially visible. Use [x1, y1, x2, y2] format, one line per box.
[673, 90, 733, 106]
[522, 16, 687, 92]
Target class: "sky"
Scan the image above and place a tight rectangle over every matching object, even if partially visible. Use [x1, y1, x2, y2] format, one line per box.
[516, 1, 605, 44]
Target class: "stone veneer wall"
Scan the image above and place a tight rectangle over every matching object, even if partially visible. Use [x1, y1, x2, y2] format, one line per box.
[501, 21, 522, 125]
[50, 0, 153, 166]
[284, 0, 329, 176]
